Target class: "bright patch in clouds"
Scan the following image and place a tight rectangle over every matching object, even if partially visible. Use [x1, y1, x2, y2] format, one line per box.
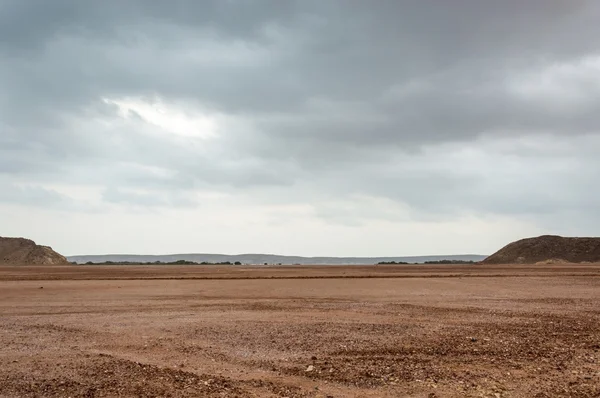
[104, 97, 218, 138]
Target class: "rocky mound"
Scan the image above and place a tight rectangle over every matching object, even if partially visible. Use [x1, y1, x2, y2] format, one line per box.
[0, 237, 69, 265]
[483, 235, 600, 264]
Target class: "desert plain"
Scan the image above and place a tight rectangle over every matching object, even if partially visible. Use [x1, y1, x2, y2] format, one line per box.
[1, 264, 599, 397]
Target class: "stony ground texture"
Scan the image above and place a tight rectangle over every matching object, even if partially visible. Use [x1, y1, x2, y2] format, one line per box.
[1, 264, 599, 397]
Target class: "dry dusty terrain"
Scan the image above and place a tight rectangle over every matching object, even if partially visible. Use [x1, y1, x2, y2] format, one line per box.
[1, 264, 599, 397]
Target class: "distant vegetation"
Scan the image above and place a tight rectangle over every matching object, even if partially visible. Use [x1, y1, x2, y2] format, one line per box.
[377, 260, 476, 265]
[81, 259, 476, 266]
[82, 260, 244, 265]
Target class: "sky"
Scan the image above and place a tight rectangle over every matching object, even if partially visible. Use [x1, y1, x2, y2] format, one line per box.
[1, 0, 599, 256]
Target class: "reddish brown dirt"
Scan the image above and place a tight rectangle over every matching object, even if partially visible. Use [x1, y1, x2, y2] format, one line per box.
[1, 264, 600, 397]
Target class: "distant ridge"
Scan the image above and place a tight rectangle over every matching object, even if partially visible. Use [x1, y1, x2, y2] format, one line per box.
[482, 235, 600, 264]
[68, 253, 486, 265]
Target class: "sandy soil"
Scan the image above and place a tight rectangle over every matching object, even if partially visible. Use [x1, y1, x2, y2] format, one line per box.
[1, 264, 599, 397]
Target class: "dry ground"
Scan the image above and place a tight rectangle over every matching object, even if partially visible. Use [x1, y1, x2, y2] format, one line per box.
[1, 264, 599, 397]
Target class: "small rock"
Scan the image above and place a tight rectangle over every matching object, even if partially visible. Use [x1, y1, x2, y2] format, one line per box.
[311, 355, 318, 361]
[306, 365, 314, 372]
[471, 338, 478, 343]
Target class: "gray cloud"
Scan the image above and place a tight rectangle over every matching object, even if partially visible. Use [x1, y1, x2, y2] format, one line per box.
[0, 178, 90, 210]
[1, 0, 600, 239]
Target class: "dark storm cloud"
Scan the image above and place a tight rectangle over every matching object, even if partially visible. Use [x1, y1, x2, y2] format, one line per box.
[3, 0, 598, 117]
[0, 0, 294, 51]
[1, 0, 599, 227]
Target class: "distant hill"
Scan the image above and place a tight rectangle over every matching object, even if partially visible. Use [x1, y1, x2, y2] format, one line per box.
[68, 253, 486, 265]
[0, 237, 69, 265]
[482, 235, 600, 264]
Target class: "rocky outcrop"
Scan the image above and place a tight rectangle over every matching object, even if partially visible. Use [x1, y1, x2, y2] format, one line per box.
[0, 237, 69, 265]
[482, 235, 600, 264]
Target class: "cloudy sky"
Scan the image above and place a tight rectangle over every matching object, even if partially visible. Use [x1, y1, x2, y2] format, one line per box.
[1, 0, 599, 256]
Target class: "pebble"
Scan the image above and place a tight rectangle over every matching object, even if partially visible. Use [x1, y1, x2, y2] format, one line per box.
[306, 365, 314, 372]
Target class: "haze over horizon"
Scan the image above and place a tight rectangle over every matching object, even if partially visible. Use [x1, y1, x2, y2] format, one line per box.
[2, 1, 599, 257]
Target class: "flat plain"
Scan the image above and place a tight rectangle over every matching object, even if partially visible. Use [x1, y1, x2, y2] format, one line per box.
[1, 264, 599, 397]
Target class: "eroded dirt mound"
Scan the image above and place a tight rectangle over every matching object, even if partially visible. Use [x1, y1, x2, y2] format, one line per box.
[0, 237, 69, 265]
[483, 235, 600, 264]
